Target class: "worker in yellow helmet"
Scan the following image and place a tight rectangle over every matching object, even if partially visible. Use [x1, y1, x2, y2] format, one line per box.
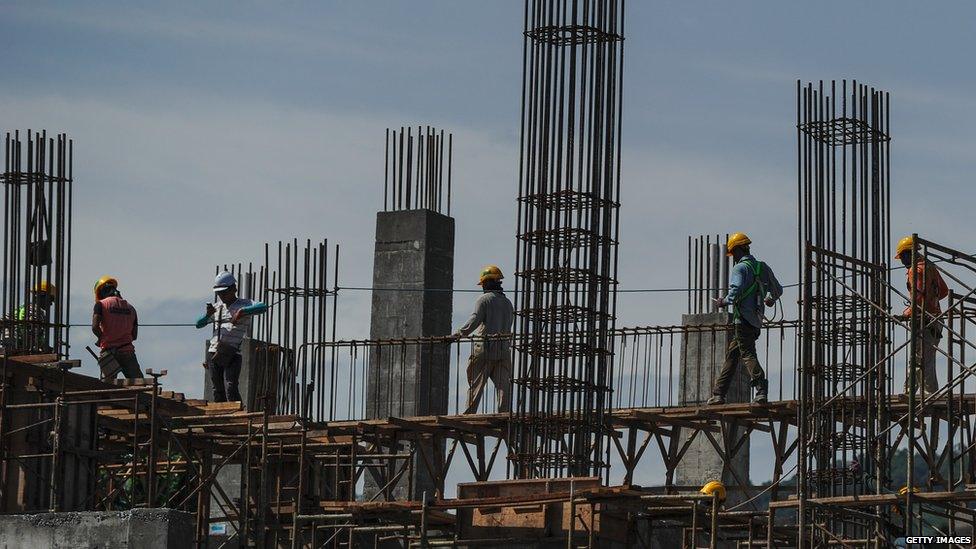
[11, 281, 57, 353]
[894, 236, 949, 394]
[707, 233, 783, 405]
[451, 265, 514, 414]
[92, 276, 144, 381]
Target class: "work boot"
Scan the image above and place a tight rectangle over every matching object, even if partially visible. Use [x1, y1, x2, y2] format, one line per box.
[706, 394, 725, 405]
[753, 379, 769, 404]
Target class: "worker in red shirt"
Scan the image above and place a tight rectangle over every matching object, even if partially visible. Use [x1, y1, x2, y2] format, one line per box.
[92, 276, 144, 381]
[895, 236, 949, 394]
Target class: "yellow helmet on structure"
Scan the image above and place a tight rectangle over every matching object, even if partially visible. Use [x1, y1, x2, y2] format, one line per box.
[898, 485, 919, 496]
[700, 480, 727, 503]
[895, 236, 915, 259]
[32, 281, 56, 297]
[726, 233, 752, 256]
[478, 265, 504, 286]
[94, 276, 119, 301]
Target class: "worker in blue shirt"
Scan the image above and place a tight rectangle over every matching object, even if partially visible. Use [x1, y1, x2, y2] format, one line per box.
[707, 233, 783, 405]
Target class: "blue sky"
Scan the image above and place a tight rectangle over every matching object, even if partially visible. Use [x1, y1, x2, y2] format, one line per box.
[2, 1, 974, 486]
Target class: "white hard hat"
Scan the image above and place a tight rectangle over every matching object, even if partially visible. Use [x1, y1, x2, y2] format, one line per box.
[213, 271, 237, 292]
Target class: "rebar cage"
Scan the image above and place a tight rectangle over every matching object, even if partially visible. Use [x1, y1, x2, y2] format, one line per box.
[511, 0, 625, 481]
[1, 131, 73, 359]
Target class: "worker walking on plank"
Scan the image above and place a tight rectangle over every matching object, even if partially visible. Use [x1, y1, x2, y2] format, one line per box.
[195, 271, 268, 403]
[708, 233, 783, 405]
[895, 235, 949, 394]
[453, 265, 514, 414]
[92, 276, 144, 380]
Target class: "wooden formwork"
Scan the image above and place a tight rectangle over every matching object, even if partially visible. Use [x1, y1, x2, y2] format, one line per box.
[456, 477, 616, 544]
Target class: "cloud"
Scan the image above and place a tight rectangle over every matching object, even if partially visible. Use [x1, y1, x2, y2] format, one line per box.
[4, 3, 390, 61]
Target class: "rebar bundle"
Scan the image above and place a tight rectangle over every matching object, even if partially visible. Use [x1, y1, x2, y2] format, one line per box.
[511, 0, 625, 479]
[687, 234, 730, 315]
[384, 126, 453, 215]
[1, 131, 72, 358]
[796, 81, 892, 545]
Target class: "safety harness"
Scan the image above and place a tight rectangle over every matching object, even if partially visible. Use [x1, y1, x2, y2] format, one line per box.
[733, 258, 766, 323]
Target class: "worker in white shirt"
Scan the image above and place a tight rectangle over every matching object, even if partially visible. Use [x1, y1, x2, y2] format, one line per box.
[195, 272, 268, 402]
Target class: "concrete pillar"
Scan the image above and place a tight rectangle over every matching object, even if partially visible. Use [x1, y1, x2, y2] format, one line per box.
[676, 312, 750, 508]
[364, 209, 454, 500]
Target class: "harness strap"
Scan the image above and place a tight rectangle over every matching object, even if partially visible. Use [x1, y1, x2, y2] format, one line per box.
[732, 259, 765, 322]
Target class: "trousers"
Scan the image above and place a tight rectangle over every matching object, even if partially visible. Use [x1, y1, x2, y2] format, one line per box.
[906, 325, 940, 394]
[208, 350, 243, 403]
[98, 350, 144, 381]
[465, 352, 512, 414]
[712, 322, 765, 397]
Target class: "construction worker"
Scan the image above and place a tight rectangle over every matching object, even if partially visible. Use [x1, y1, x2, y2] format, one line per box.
[895, 235, 949, 394]
[13, 281, 56, 353]
[707, 233, 783, 405]
[195, 271, 268, 403]
[92, 276, 144, 380]
[452, 265, 514, 414]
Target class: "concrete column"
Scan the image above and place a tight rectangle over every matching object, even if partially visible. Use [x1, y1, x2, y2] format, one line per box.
[364, 209, 454, 500]
[676, 312, 750, 508]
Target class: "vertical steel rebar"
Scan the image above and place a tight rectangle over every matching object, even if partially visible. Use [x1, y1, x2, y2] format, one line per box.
[796, 81, 891, 545]
[1, 131, 72, 358]
[511, 0, 625, 479]
[384, 127, 452, 215]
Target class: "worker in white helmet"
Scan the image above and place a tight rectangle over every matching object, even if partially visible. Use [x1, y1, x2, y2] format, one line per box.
[195, 271, 268, 403]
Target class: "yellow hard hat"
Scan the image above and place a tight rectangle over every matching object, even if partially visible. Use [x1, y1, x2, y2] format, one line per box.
[700, 480, 727, 503]
[478, 265, 504, 286]
[32, 281, 56, 297]
[94, 275, 119, 301]
[895, 236, 914, 259]
[726, 233, 752, 256]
